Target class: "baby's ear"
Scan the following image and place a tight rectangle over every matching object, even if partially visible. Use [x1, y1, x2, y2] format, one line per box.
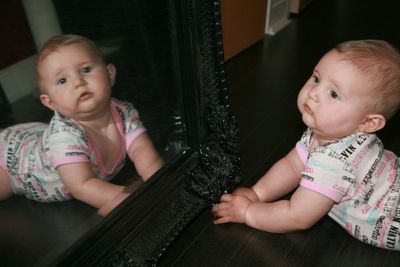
[359, 113, 386, 133]
[39, 94, 54, 110]
[107, 63, 117, 86]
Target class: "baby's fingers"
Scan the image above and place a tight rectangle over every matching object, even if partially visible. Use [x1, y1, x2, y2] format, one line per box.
[212, 203, 234, 224]
[212, 202, 229, 214]
[220, 193, 233, 202]
[213, 216, 234, 224]
[213, 204, 232, 217]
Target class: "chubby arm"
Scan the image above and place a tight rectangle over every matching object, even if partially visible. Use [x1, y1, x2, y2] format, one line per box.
[128, 133, 164, 181]
[231, 187, 260, 202]
[213, 186, 334, 232]
[57, 162, 129, 216]
[252, 147, 305, 202]
[227, 147, 304, 204]
[213, 146, 334, 232]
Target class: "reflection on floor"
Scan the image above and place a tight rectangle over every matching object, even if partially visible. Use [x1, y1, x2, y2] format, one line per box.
[159, 0, 400, 266]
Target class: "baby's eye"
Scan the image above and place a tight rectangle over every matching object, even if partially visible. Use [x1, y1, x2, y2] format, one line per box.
[312, 75, 319, 83]
[329, 90, 339, 99]
[81, 66, 93, 73]
[57, 77, 67, 85]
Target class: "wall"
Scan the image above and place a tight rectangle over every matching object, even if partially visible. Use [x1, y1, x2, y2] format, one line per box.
[0, 56, 37, 103]
[220, 0, 267, 61]
[0, 0, 61, 103]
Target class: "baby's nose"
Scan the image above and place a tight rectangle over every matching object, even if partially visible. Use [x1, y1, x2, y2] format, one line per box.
[74, 76, 86, 88]
[308, 86, 319, 101]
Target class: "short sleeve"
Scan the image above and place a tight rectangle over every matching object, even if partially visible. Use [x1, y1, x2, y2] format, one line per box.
[111, 99, 146, 150]
[300, 147, 355, 203]
[47, 122, 90, 168]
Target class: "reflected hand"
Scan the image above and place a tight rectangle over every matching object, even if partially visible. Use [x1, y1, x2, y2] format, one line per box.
[212, 194, 251, 224]
[123, 179, 144, 194]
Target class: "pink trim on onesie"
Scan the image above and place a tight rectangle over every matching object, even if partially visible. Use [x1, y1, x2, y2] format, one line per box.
[126, 128, 146, 151]
[296, 136, 342, 202]
[53, 156, 90, 168]
[296, 141, 308, 164]
[300, 179, 342, 202]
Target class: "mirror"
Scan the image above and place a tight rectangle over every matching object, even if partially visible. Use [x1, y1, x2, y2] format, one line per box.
[1, 0, 182, 265]
[1, 0, 182, 161]
[0, 0, 240, 266]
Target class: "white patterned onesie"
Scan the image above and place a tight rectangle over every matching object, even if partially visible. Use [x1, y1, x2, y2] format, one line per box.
[0, 98, 146, 202]
[296, 128, 400, 250]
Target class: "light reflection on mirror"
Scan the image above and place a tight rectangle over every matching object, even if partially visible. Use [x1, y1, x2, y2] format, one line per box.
[0, 1, 184, 214]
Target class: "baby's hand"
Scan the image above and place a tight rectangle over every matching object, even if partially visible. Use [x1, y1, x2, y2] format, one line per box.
[212, 193, 251, 224]
[232, 187, 259, 202]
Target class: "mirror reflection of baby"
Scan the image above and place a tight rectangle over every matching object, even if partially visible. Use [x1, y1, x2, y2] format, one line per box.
[213, 40, 400, 250]
[0, 34, 164, 216]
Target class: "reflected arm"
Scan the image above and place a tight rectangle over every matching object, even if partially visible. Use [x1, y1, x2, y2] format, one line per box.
[56, 133, 164, 216]
[57, 162, 129, 216]
[127, 133, 164, 181]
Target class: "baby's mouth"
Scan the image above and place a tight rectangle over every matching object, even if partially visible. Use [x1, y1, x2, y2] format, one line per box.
[303, 104, 313, 115]
[80, 92, 93, 100]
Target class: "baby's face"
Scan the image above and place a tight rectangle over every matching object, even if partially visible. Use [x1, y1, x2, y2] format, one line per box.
[297, 50, 375, 143]
[38, 43, 115, 121]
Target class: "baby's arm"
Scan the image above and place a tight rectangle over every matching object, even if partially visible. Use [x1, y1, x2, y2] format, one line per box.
[57, 162, 129, 216]
[214, 186, 334, 232]
[224, 147, 305, 204]
[213, 147, 335, 232]
[230, 187, 260, 202]
[128, 133, 164, 181]
[252, 147, 305, 202]
[99, 132, 164, 214]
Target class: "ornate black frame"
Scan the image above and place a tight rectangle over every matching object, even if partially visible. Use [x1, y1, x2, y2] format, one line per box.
[52, 0, 240, 265]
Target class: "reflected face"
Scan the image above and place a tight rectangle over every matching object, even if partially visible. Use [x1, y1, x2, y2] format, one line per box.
[38, 43, 116, 121]
[297, 50, 374, 143]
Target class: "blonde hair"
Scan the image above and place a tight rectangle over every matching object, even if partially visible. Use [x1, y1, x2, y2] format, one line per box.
[333, 39, 400, 120]
[36, 34, 106, 92]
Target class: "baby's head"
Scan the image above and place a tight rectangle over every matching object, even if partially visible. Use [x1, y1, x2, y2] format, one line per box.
[36, 34, 116, 120]
[297, 39, 400, 142]
[332, 40, 400, 120]
[36, 34, 107, 93]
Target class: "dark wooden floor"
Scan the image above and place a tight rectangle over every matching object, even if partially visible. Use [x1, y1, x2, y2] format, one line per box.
[158, 0, 400, 266]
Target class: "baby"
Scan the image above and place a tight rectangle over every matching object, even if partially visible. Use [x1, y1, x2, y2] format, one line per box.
[213, 39, 400, 250]
[0, 34, 163, 216]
